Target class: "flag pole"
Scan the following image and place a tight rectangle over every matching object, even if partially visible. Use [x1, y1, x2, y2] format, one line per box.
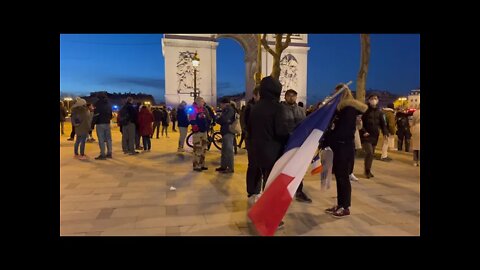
[316, 81, 352, 111]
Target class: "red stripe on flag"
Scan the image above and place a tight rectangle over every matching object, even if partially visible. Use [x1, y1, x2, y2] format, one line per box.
[247, 173, 295, 236]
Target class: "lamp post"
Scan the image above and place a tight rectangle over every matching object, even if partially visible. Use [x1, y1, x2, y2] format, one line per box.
[192, 51, 200, 100]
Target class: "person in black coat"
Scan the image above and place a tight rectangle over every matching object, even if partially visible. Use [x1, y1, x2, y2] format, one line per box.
[395, 111, 411, 152]
[152, 108, 163, 139]
[359, 94, 388, 178]
[248, 76, 289, 193]
[60, 102, 67, 135]
[321, 84, 368, 218]
[245, 86, 262, 201]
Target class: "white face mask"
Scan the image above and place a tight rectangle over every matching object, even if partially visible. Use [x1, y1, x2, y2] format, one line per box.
[369, 99, 378, 106]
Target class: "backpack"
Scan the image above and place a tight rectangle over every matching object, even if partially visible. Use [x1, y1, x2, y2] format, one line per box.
[229, 112, 242, 134]
[118, 106, 130, 126]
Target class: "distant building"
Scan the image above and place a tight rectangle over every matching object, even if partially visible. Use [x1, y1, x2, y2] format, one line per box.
[408, 89, 420, 109]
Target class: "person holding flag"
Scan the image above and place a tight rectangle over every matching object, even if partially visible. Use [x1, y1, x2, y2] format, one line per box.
[321, 84, 368, 218]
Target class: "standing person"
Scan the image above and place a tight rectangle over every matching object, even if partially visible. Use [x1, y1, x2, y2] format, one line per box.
[60, 102, 67, 135]
[249, 76, 289, 227]
[349, 115, 363, 182]
[215, 97, 236, 173]
[93, 93, 113, 160]
[245, 86, 262, 203]
[152, 108, 162, 139]
[189, 97, 211, 171]
[86, 103, 96, 143]
[177, 101, 189, 152]
[161, 107, 170, 138]
[119, 97, 139, 155]
[134, 102, 143, 150]
[281, 89, 312, 203]
[322, 84, 368, 218]
[171, 108, 177, 132]
[71, 98, 92, 160]
[380, 103, 396, 161]
[138, 105, 154, 152]
[238, 105, 247, 149]
[230, 101, 239, 155]
[395, 110, 411, 152]
[68, 97, 82, 141]
[411, 105, 420, 166]
[359, 94, 388, 178]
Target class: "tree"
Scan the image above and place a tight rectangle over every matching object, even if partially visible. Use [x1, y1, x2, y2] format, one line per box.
[261, 34, 292, 80]
[356, 34, 370, 102]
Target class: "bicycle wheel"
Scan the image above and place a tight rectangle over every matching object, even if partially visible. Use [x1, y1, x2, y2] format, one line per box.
[186, 132, 194, 148]
[212, 131, 223, 150]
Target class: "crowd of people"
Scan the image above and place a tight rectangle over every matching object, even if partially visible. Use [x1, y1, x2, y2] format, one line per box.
[61, 77, 420, 229]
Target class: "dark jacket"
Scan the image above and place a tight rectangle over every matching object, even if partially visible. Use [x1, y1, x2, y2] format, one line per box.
[189, 103, 210, 133]
[71, 105, 92, 136]
[120, 102, 138, 125]
[282, 101, 306, 134]
[322, 95, 368, 146]
[153, 109, 163, 122]
[170, 109, 177, 122]
[177, 106, 189, 127]
[360, 105, 388, 145]
[216, 105, 235, 135]
[161, 109, 170, 126]
[93, 97, 113, 125]
[248, 76, 289, 169]
[60, 106, 67, 122]
[244, 98, 256, 140]
[395, 112, 411, 138]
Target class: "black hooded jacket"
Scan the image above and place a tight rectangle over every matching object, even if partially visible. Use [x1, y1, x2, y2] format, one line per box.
[247, 76, 289, 168]
[93, 97, 113, 125]
[360, 104, 388, 145]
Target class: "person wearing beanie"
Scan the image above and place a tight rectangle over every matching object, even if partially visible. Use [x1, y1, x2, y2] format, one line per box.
[359, 94, 388, 178]
[380, 102, 397, 161]
[70, 98, 92, 160]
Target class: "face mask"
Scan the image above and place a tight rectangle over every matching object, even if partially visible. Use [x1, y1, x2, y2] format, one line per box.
[369, 99, 378, 106]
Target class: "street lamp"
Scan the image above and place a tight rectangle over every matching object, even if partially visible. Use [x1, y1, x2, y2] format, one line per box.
[192, 51, 200, 100]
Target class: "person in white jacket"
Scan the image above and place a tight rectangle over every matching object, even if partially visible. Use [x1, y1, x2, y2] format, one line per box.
[411, 105, 420, 166]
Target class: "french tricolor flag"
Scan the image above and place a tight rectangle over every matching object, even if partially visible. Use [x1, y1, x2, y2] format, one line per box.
[247, 87, 345, 236]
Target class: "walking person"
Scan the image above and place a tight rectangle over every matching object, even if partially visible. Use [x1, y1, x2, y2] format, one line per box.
[189, 97, 211, 171]
[395, 110, 411, 152]
[177, 101, 189, 152]
[86, 103, 96, 143]
[60, 102, 67, 135]
[281, 89, 312, 203]
[171, 108, 177, 132]
[152, 107, 162, 139]
[215, 97, 236, 173]
[359, 94, 389, 178]
[71, 98, 92, 160]
[138, 105, 154, 152]
[161, 107, 170, 138]
[322, 84, 368, 218]
[380, 103, 396, 161]
[93, 93, 113, 160]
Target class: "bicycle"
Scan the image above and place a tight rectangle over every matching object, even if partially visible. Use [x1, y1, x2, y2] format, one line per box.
[186, 126, 223, 150]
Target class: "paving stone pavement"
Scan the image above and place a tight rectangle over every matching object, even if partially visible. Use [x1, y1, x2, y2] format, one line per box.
[60, 123, 420, 236]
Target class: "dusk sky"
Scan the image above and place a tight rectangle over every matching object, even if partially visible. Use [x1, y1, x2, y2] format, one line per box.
[60, 34, 420, 104]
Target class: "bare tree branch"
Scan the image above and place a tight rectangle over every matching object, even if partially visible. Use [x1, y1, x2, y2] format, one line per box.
[281, 34, 292, 50]
[261, 34, 277, 57]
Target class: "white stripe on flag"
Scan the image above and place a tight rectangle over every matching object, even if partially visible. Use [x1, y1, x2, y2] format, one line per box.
[264, 129, 324, 198]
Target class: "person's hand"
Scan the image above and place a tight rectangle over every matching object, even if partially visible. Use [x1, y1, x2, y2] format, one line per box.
[363, 132, 370, 137]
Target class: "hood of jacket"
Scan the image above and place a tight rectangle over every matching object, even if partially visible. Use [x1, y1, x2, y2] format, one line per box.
[259, 76, 282, 101]
[337, 89, 368, 113]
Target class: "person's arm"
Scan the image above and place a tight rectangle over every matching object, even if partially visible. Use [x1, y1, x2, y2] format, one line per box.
[274, 107, 290, 145]
[379, 111, 388, 137]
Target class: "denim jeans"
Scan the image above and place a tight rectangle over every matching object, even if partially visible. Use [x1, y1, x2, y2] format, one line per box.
[74, 134, 88, 156]
[221, 133, 234, 170]
[96, 123, 112, 156]
[142, 136, 151, 150]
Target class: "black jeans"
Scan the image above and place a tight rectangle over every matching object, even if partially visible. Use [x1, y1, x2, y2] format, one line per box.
[70, 125, 75, 139]
[246, 139, 262, 197]
[362, 142, 376, 174]
[331, 141, 355, 209]
[397, 134, 410, 152]
[238, 131, 246, 148]
[172, 121, 176, 131]
[152, 122, 160, 138]
[142, 136, 151, 151]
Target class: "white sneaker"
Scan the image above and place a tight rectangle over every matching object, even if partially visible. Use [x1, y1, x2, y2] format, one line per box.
[413, 162, 419, 167]
[349, 173, 359, 182]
